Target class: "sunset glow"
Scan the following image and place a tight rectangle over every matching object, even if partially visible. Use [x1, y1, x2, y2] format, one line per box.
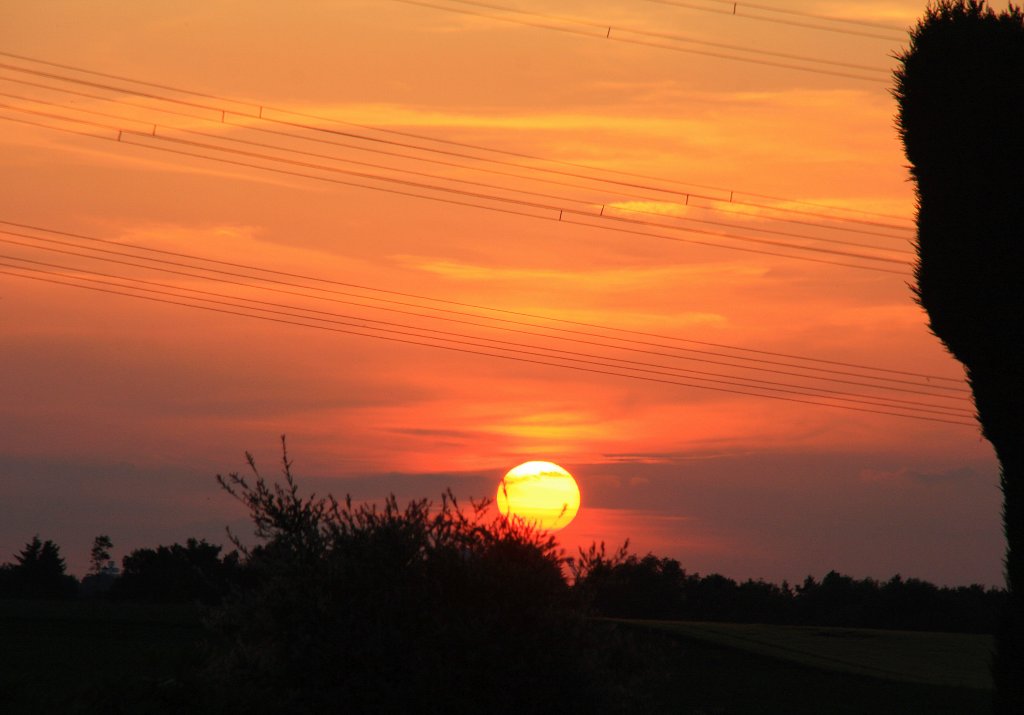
[0, 0, 1005, 588]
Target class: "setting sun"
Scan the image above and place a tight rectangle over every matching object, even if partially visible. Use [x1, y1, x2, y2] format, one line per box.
[496, 461, 581, 531]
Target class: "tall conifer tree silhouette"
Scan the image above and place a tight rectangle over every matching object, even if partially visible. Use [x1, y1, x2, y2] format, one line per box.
[894, 1, 1024, 709]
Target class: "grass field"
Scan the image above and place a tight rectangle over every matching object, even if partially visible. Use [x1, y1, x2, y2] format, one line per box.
[624, 619, 994, 690]
[612, 620, 993, 714]
[0, 599, 996, 713]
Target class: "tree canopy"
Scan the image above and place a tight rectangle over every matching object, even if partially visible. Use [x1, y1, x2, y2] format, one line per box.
[0, 535, 78, 599]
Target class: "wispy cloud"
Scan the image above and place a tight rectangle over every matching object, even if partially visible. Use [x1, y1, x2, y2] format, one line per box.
[267, 103, 689, 134]
[859, 465, 978, 485]
[399, 254, 760, 289]
[817, 1, 918, 25]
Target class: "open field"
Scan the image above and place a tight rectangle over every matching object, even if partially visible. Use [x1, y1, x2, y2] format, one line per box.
[623, 619, 994, 690]
[1, 599, 995, 713]
[618, 621, 993, 714]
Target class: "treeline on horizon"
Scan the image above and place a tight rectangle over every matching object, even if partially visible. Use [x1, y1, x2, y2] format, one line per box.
[2, 524, 1004, 637]
[571, 549, 1004, 634]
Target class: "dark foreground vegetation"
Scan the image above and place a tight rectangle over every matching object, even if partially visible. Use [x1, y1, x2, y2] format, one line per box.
[894, 1, 1024, 710]
[0, 598, 993, 715]
[0, 445, 1005, 712]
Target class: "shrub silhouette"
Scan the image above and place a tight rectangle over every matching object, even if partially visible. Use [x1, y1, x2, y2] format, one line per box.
[894, 2, 1024, 709]
[202, 441, 606, 714]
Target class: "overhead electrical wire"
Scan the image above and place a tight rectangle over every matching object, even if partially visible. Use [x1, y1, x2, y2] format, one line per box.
[0, 85, 914, 259]
[225, 119, 912, 248]
[264, 108, 915, 240]
[639, 0, 905, 41]
[0, 226, 963, 403]
[0, 221, 971, 415]
[714, 0, 905, 32]
[0, 51, 916, 230]
[0, 257, 974, 427]
[386, 0, 891, 83]
[398, 0, 891, 74]
[0, 101, 913, 275]
[276, 105, 912, 230]
[0, 66, 915, 239]
[2, 247, 972, 419]
[0, 72, 914, 247]
[0, 220, 954, 387]
[0, 245, 973, 423]
[1, 109, 913, 276]
[267, 111, 914, 229]
[2, 261, 968, 426]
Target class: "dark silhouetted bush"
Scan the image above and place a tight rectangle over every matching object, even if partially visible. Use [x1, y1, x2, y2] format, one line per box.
[200, 441, 614, 714]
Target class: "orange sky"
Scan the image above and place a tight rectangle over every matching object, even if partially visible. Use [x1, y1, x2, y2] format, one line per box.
[0, 1, 1006, 586]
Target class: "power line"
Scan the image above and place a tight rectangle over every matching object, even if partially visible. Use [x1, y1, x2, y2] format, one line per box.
[732, 0, 905, 32]
[227, 117, 913, 247]
[0, 71, 914, 248]
[0, 103, 913, 275]
[132, 128, 913, 269]
[0, 220, 966, 391]
[388, 0, 891, 83]
[1, 249, 971, 418]
[0, 84, 913, 258]
[3, 260, 970, 426]
[275, 106, 912, 229]
[0, 69, 915, 242]
[441, 0, 894, 72]
[640, 0, 905, 41]
[0, 258, 974, 426]
[269, 112, 914, 228]
[0, 232, 965, 408]
[264, 110, 916, 244]
[0, 51, 916, 229]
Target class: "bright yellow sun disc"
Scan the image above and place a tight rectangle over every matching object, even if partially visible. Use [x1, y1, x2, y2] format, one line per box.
[496, 461, 580, 531]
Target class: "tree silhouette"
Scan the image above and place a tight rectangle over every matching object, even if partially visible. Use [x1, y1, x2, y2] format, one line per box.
[894, 1, 1024, 709]
[573, 559, 1002, 632]
[80, 534, 119, 597]
[0, 535, 78, 599]
[110, 538, 241, 604]
[89, 534, 114, 576]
